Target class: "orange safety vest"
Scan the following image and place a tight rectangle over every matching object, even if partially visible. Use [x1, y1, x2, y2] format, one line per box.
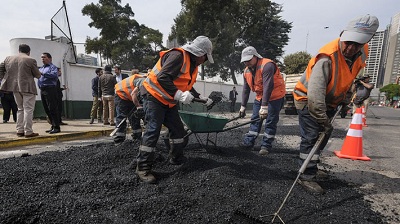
[293, 38, 368, 108]
[243, 58, 285, 101]
[115, 74, 146, 101]
[143, 48, 198, 108]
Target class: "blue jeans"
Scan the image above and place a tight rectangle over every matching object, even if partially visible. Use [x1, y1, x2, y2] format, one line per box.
[243, 97, 284, 148]
[297, 106, 336, 176]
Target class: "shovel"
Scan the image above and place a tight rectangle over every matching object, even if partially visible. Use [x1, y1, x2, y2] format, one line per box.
[193, 91, 223, 110]
[265, 105, 342, 223]
[109, 108, 137, 137]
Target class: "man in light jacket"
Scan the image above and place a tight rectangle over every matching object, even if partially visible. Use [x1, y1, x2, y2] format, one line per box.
[0, 44, 42, 137]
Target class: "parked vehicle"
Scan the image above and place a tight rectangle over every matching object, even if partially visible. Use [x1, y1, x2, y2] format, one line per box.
[283, 73, 302, 115]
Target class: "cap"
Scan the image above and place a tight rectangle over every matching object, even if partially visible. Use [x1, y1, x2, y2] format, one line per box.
[182, 36, 214, 63]
[340, 15, 379, 44]
[240, 46, 263, 63]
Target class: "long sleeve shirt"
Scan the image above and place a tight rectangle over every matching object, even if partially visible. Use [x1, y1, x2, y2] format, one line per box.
[241, 61, 275, 106]
[91, 76, 100, 97]
[152, 50, 200, 99]
[38, 63, 58, 88]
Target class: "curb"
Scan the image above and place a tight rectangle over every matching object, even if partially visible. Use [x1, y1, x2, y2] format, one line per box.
[0, 130, 113, 149]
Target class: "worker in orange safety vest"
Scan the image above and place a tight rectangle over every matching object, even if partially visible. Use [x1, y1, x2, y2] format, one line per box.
[136, 36, 214, 184]
[113, 70, 147, 145]
[292, 15, 379, 193]
[238, 46, 285, 156]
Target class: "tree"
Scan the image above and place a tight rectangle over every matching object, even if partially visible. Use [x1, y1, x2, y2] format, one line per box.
[82, 0, 163, 71]
[283, 51, 312, 74]
[380, 84, 400, 101]
[169, 0, 291, 84]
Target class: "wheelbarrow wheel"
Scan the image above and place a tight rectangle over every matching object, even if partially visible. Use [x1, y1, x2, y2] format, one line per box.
[163, 129, 189, 150]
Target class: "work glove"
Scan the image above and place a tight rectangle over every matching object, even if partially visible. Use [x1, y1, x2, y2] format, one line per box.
[320, 119, 333, 135]
[239, 106, 246, 118]
[133, 107, 145, 119]
[200, 95, 213, 109]
[174, 90, 194, 105]
[259, 106, 268, 120]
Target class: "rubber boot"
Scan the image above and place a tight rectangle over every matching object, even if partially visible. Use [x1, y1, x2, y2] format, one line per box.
[136, 146, 156, 184]
[168, 139, 186, 165]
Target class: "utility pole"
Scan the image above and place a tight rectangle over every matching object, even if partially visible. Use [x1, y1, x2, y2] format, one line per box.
[305, 31, 309, 52]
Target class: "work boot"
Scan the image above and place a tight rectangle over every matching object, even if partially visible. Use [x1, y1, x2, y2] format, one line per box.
[135, 169, 156, 184]
[259, 146, 270, 156]
[316, 170, 329, 180]
[169, 156, 187, 165]
[89, 118, 94, 124]
[298, 177, 324, 194]
[113, 136, 125, 146]
[239, 142, 254, 150]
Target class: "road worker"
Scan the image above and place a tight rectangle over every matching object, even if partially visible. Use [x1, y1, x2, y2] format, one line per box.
[136, 36, 214, 184]
[293, 15, 379, 193]
[238, 46, 286, 156]
[113, 69, 146, 145]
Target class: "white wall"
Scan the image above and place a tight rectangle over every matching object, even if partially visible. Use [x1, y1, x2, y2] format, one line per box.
[9, 38, 255, 103]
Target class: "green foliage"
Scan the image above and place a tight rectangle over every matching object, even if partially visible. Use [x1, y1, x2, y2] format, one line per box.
[283, 51, 312, 74]
[82, 0, 163, 71]
[169, 0, 292, 83]
[380, 84, 400, 100]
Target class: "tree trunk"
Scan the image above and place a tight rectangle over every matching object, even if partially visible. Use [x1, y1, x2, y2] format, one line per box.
[230, 67, 237, 84]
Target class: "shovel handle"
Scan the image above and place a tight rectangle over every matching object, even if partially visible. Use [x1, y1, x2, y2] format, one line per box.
[193, 98, 207, 103]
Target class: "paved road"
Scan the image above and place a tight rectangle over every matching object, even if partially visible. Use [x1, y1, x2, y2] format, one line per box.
[1, 106, 399, 223]
[323, 106, 400, 224]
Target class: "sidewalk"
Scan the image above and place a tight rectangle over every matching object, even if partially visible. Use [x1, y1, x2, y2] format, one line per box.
[0, 119, 114, 149]
[0, 111, 244, 150]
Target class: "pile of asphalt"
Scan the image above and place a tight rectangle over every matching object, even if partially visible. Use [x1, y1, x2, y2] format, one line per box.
[0, 125, 385, 223]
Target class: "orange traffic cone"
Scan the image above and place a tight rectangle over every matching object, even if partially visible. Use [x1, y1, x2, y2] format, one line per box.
[361, 106, 367, 127]
[334, 107, 370, 161]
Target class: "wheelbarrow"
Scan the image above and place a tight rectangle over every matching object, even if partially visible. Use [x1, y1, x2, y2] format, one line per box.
[178, 110, 260, 149]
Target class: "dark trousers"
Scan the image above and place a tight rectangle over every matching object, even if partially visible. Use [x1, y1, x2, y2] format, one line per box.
[297, 106, 335, 175]
[1, 93, 17, 122]
[57, 89, 63, 123]
[114, 95, 141, 135]
[40, 86, 60, 130]
[230, 100, 236, 112]
[137, 99, 186, 170]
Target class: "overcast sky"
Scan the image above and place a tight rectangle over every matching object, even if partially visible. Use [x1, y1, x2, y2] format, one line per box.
[1, 0, 399, 61]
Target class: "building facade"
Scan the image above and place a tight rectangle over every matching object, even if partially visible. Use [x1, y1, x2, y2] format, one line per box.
[383, 12, 400, 86]
[365, 30, 386, 88]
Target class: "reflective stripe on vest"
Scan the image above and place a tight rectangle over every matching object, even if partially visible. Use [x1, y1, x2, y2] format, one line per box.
[293, 38, 368, 108]
[243, 58, 285, 101]
[115, 74, 146, 101]
[143, 48, 198, 108]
